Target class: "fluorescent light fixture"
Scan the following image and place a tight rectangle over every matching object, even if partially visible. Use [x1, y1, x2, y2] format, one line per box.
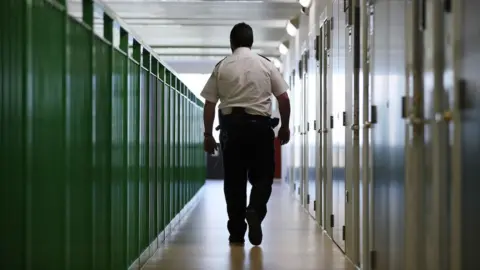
[286, 22, 297, 36]
[299, 0, 311, 8]
[285, 17, 299, 37]
[278, 41, 289, 55]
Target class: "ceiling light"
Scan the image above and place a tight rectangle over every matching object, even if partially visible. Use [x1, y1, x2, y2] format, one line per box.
[278, 41, 289, 55]
[285, 17, 299, 37]
[286, 22, 297, 36]
[299, 0, 311, 8]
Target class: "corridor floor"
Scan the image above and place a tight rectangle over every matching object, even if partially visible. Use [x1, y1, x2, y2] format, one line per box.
[142, 180, 356, 270]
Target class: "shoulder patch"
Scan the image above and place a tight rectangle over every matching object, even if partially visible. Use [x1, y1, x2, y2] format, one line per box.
[257, 54, 271, 62]
[215, 57, 226, 68]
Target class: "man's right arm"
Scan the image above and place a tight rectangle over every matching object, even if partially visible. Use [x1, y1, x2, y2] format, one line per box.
[270, 66, 291, 128]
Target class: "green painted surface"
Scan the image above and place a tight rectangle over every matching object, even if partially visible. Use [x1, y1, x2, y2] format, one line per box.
[0, 1, 206, 269]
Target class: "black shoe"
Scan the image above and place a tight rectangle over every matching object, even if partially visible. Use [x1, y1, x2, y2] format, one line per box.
[246, 210, 262, 246]
[229, 241, 245, 247]
[229, 235, 245, 247]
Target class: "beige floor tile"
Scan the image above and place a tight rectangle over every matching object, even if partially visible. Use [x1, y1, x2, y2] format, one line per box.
[142, 181, 356, 270]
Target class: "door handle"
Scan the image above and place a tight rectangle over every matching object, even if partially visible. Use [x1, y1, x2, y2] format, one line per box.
[434, 111, 452, 123]
[363, 121, 373, 129]
[350, 124, 359, 130]
[406, 114, 430, 126]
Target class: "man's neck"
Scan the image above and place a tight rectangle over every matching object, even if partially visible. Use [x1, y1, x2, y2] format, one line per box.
[232, 47, 251, 54]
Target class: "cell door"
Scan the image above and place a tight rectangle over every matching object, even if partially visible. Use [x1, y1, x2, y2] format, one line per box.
[288, 71, 295, 191]
[331, 0, 347, 251]
[359, 2, 374, 268]
[306, 45, 317, 216]
[423, 0, 454, 269]
[404, 0, 427, 269]
[300, 50, 309, 207]
[450, 0, 480, 269]
[344, 1, 361, 262]
[287, 73, 295, 189]
[293, 67, 302, 201]
[314, 30, 324, 223]
[302, 49, 314, 210]
[323, 17, 334, 237]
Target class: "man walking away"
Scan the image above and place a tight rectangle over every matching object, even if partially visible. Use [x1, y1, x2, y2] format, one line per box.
[201, 22, 291, 246]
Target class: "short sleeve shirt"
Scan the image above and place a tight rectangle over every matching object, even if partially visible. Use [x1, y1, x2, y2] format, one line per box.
[200, 47, 289, 116]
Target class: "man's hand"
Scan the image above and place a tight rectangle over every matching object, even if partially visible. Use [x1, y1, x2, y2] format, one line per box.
[204, 134, 218, 155]
[278, 126, 290, 145]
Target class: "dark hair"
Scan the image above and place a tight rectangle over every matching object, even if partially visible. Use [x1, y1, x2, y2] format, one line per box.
[229, 22, 254, 49]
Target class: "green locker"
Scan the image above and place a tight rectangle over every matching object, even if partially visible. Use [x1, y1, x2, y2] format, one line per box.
[172, 81, 178, 217]
[176, 81, 180, 215]
[148, 59, 158, 247]
[92, 34, 113, 270]
[139, 50, 149, 255]
[66, 15, 94, 270]
[126, 45, 140, 265]
[163, 72, 169, 230]
[156, 73, 164, 236]
[0, 1, 206, 269]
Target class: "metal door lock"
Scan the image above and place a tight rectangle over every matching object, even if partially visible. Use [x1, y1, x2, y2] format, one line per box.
[350, 124, 359, 130]
[407, 114, 429, 125]
[435, 111, 453, 123]
[363, 121, 373, 129]
[317, 128, 323, 133]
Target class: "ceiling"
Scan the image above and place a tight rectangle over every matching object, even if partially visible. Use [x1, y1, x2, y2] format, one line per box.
[68, 0, 301, 73]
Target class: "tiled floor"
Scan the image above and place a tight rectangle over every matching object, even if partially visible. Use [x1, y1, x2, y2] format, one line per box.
[142, 180, 356, 270]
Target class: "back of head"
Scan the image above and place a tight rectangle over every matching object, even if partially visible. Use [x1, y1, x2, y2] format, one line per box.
[230, 22, 254, 51]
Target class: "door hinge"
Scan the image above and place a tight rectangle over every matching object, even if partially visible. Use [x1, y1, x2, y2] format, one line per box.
[313, 120, 317, 130]
[313, 200, 316, 211]
[304, 50, 309, 73]
[370, 250, 377, 269]
[371, 105, 378, 124]
[298, 60, 303, 78]
[343, 0, 350, 11]
[324, 23, 331, 51]
[330, 18, 334, 30]
[307, 122, 310, 131]
[294, 183, 296, 191]
[444, 0, 451, 12]
[298, 187, 301, 195]
[307, 194, 310, 204]
[458, 79, 468, 110]
[330, 115, 334, 129]
[345, 190, 349, 203]
[401, 96, 407, 118]
[342, 111, 347, 126]
[342, 225, 346, 240]
[330, 214, 334, 227]
[420, 0, 426, 31]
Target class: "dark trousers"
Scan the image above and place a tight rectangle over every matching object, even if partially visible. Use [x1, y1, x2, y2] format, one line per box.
[219, 119, 275, 242]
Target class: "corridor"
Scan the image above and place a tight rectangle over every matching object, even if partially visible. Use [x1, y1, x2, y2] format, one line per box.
[2, 0, 480, 269]
[143, 181, 354, 270]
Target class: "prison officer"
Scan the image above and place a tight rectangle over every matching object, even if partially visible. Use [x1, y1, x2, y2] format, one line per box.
[200, 22, 291, 246]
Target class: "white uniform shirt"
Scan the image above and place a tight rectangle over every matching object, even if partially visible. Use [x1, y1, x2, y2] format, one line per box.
[200, 47, 289, 116]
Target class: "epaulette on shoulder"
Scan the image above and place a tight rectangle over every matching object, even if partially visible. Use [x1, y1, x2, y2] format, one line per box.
[215, 57, 226, 68]
[257, 54, 271, 62]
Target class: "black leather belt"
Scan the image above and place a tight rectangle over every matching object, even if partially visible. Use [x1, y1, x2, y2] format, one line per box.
[215, 107, 279, 131]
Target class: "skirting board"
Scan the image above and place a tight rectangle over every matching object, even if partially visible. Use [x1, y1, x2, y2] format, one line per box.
[128, 185, 205, 270]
